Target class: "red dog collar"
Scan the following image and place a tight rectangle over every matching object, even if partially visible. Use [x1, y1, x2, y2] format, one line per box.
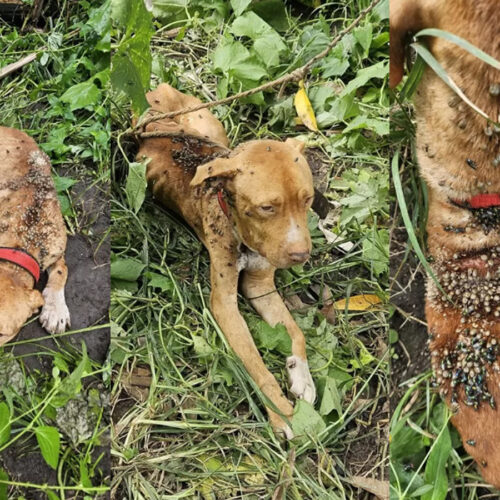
[0, 247, 40, 284]
[452, 193, 500, 209]
[217, 190, 230, 217]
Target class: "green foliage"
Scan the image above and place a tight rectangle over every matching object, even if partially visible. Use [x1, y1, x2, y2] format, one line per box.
[34, 426, 61, 470]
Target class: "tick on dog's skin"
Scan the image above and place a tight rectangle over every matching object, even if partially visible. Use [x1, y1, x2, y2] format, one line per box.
[136, 83, 317, 439]
[466, 158, 477, 170]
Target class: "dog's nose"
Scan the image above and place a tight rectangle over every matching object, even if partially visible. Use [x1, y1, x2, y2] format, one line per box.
[288, 251, 310, 263]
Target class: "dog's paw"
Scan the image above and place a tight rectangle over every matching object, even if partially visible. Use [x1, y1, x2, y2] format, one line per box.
[286, 355, 316, 404]
[40, 288, 71, 334]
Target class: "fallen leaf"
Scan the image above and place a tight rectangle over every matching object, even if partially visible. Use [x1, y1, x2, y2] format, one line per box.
[348, 476, 389, 500]
[333, 294, 381, 311]
[294, 80, 318, 132]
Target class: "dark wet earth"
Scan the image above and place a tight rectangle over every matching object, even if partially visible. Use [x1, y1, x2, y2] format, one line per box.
[1, 176, 110, 498]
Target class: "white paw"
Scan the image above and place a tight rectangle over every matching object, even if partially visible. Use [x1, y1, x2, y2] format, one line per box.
[286, 355, 316, 404]
[40, 288, 71, 334]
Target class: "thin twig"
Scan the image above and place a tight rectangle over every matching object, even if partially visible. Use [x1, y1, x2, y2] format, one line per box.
[132, 0, 381, 132]
[0, 52, 38, 80]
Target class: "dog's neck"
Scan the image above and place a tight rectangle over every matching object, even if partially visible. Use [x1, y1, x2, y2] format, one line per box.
[0, 262, 36, 289]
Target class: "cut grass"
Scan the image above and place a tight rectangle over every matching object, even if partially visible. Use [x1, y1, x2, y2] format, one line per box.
[111, 0, 390, 498]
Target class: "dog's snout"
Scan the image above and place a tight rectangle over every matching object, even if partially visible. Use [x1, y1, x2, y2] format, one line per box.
[288, 251, 310, 263]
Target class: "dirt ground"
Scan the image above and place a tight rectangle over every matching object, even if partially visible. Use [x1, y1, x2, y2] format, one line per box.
[390, 226, 429, 405]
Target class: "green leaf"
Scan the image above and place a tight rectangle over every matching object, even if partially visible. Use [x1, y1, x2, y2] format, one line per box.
[319, 377, 342, 416]
[251, 0, 288, 32]
[230, 0, 251, 16]
[111, 53, 150, 115]
[35, 426, 60, 470]
[0, 468, 8, 500]
[125, 161, 148, 213]
[53, 175, 78, 193]
[354, 24, 373, 56]
[415, 28, 500, 70]
[422, 424, 452, 500]
[292, 400, 326, 437]
[60, 80, 101, 111]
[110, 258, 145, 281]
[251, 320, 291, 355]
[192, 336, 213, 357]
[340, 61, 388, 96]
[0, 403, 11, 447]
[147, 272, 174, 293]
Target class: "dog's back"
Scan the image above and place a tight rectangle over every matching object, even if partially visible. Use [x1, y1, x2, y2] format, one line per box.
[136, 84, 230, 219]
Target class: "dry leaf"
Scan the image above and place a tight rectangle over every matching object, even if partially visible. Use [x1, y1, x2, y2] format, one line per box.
[348, 476, 389, 500]
[294, 80, 318, 132]
[333, 294, 382, 311]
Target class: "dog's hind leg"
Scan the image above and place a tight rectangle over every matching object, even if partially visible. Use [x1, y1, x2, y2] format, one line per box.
[210, 264, 295, 438]
[241, 268, 316, 405]
[40, 256, 71, 334]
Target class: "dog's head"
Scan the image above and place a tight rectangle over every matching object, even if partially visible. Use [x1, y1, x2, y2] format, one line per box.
[0, 274, 44, 345]
[191, 139, 314, 269]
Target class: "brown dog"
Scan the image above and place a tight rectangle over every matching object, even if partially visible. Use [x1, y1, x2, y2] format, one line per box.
[136, 84, 317, 437]
[0, 127, 70, 345]
[391, 0, 500, 487]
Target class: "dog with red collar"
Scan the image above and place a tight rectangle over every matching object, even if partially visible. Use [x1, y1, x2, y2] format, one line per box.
[136, 84, 316, 438]
[0, 127, 70, 345]
[391, 0, 500, 486]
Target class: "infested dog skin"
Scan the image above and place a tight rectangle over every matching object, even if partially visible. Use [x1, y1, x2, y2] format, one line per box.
[137, 84, 317, 437]
[391, 0, 500, 487]
[0, 127, 70, 345]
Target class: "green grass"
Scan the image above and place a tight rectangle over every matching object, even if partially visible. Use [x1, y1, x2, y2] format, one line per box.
[111, 0, 390, 497]
[389, 55, 500, 499]
[0, 1, 110, 498]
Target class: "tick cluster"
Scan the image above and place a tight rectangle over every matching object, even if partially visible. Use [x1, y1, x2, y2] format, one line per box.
[171, 135, 228, 173]
[430, 249, 500, 410]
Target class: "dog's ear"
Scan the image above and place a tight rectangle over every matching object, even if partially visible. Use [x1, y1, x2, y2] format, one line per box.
[190, 157, 237, 186]
[285, 138, 306, 154]
[390, 0, 426, 88]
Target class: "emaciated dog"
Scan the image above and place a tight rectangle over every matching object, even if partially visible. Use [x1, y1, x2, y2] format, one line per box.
[0, 127, 70, 345]
[391, 0, 500, 487]
[136, 84, 317, 437]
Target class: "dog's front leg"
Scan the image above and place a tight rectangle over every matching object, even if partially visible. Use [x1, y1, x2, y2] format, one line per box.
[241, 268, 316, 404]
[209, 263, 294, 438]
[40, 256, 71, 334]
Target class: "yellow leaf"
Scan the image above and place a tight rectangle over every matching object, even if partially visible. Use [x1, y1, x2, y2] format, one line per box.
[333, 294, 381, 311]
[294, 80, 318, 132]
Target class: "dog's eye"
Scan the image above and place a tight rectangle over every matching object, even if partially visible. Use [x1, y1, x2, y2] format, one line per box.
[304, 196, 314, 206]
[259, 205, 275, 213]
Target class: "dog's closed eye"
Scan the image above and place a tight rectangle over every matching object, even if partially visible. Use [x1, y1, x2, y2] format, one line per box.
[259, 205, 275, 214]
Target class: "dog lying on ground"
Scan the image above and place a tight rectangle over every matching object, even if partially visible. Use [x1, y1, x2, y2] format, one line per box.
[391, 0, 500, 487]
[136, 83, 317, 437]
[0, 127, 71, 345]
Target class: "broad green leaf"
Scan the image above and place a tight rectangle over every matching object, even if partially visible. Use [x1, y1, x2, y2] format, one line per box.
[230, 0, 251, 16]
[292, 400, 326, 437]
[147, 273, 174, 293]
[251, 0, 289, 32]
[344, 115, 389, 136]
[251, 320, 292, 355]
[340, 61, 388, 96]
[60, 80, 100, 111]
[0, 403, 11, 447]
[192, 336, 213, 357]
[111, 53, 150, 115]
[125, 161, 147, 213]
[110, 258, 145, 282]
[35, 426, 60, 470]
[354, 24, 373, 56]
[319, 377, 342, 416]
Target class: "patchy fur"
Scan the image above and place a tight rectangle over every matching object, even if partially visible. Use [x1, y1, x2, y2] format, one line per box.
[0, 127, 70, 344]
